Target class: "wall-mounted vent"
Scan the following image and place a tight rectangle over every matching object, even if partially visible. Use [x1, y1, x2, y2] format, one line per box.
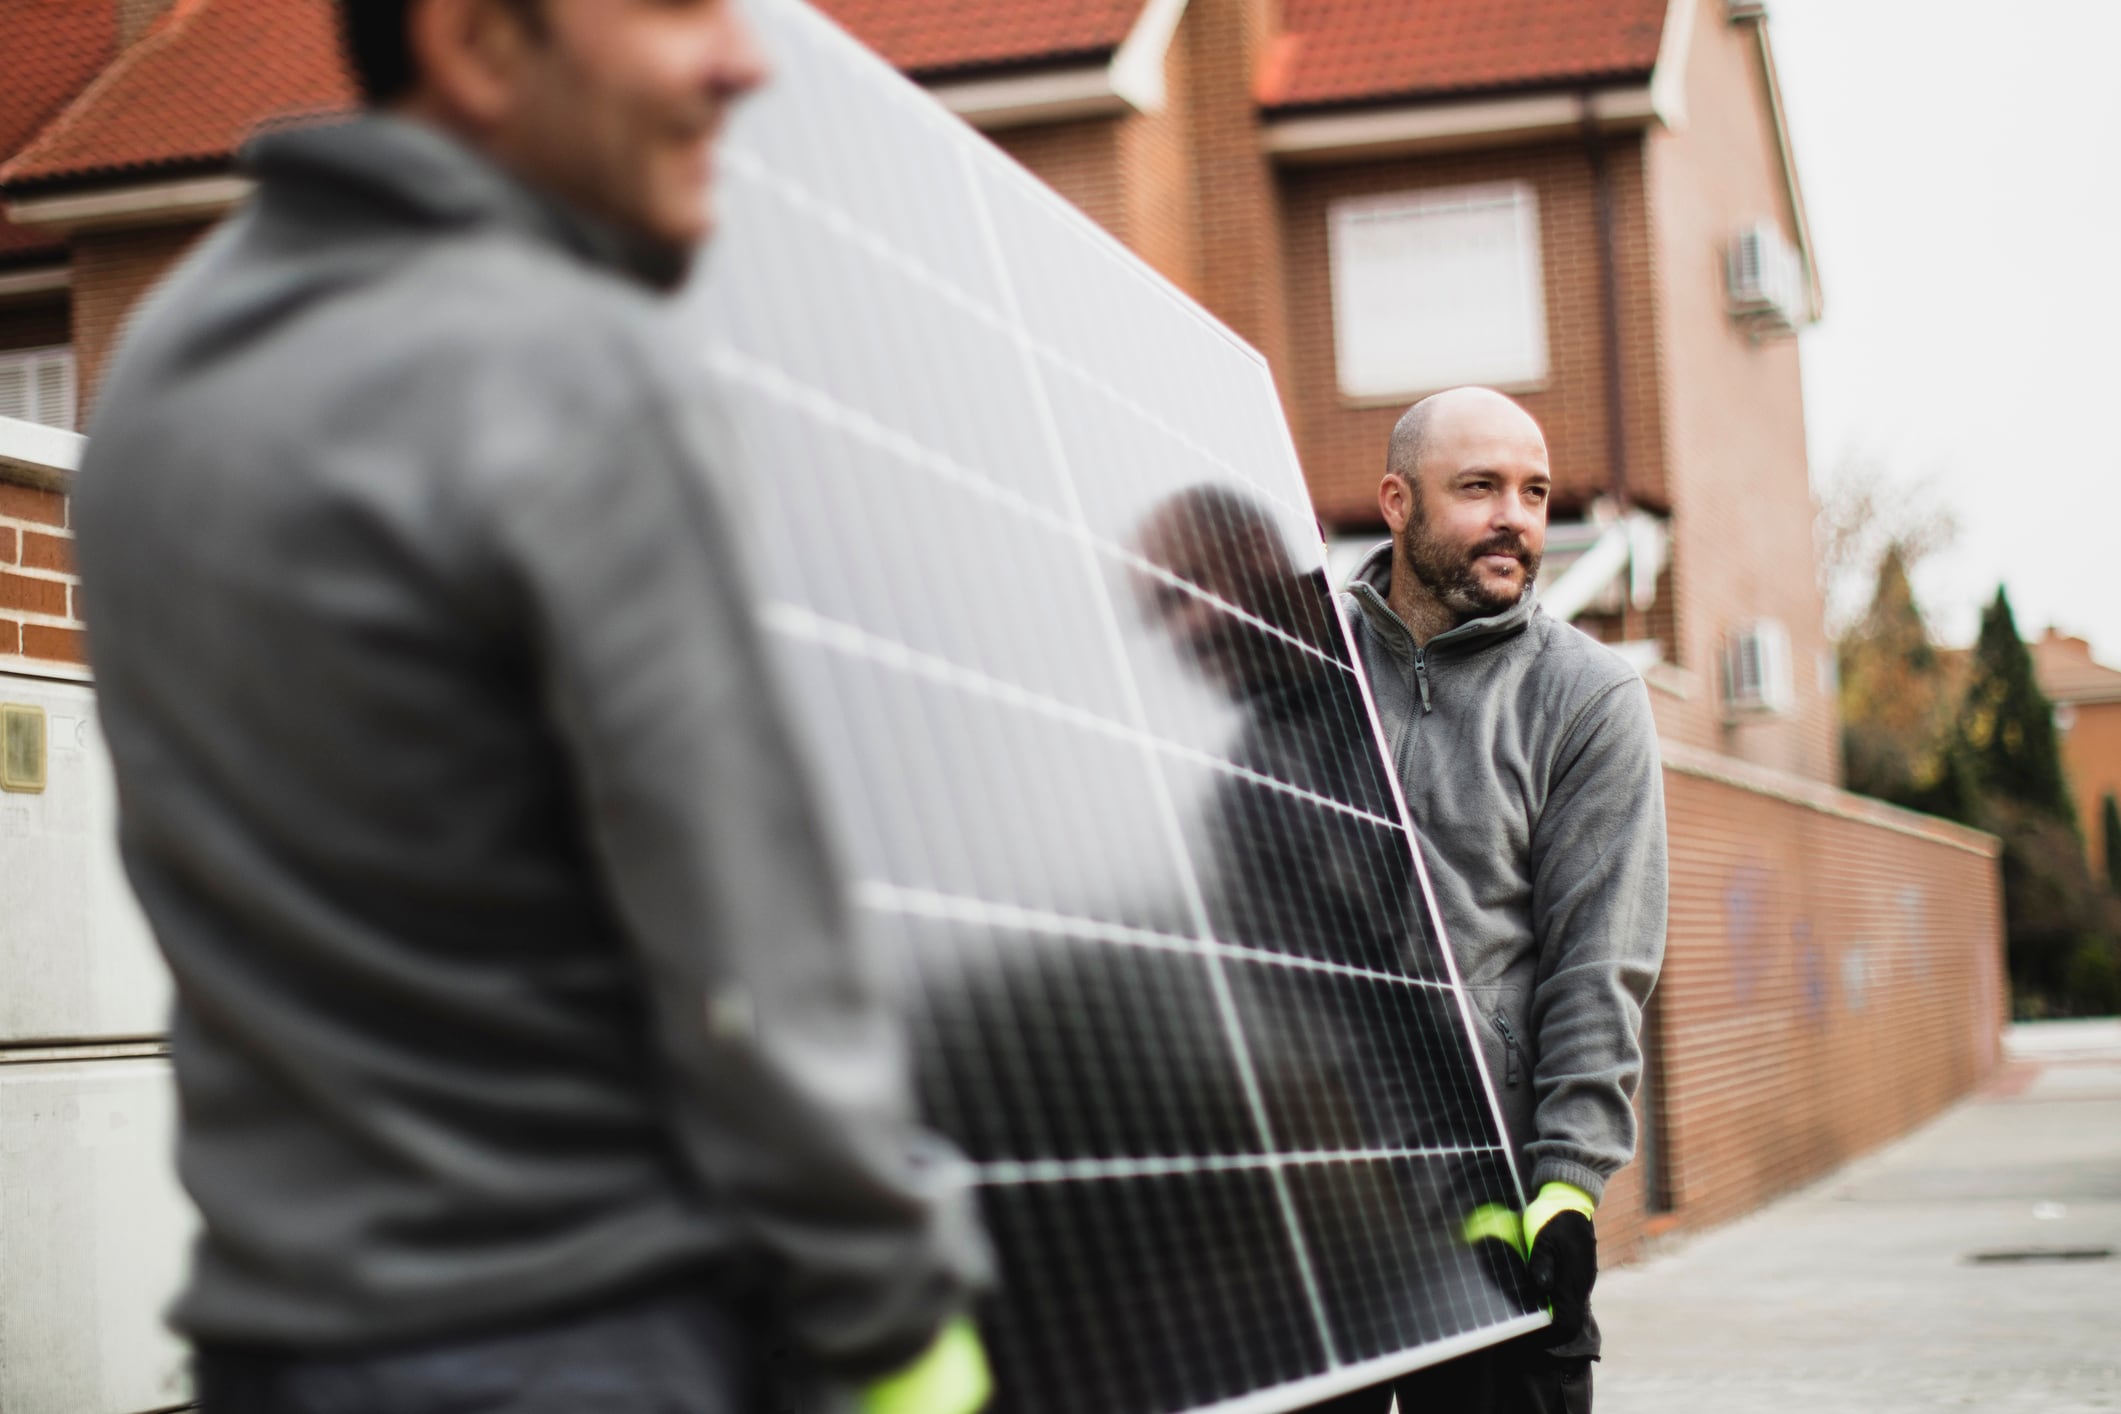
[1724, 620, 1794, 716]
[1726, 221, 1806, 335]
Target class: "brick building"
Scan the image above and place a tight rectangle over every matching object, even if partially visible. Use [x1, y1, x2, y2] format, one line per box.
[822, 0, 1838, 786]
[0, 1, 2007, 1408]
[2032, 628, 2121, 876]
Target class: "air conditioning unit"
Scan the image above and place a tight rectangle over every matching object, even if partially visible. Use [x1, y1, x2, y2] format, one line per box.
[1727, 0, 1769, 20]
[1724, 620, 1794, 716]
[1726, 221, 1806, 336]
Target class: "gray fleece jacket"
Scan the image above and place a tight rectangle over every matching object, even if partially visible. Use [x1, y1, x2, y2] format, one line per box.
[75, 117, 985, 1371]
[1341, 544, 1666, 1204]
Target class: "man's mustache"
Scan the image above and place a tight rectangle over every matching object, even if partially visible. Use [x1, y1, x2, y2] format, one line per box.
[1468, 534, 1530, 564]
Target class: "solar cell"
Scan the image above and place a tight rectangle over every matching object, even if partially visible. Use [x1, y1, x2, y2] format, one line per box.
[678, 2, 1547, 1406]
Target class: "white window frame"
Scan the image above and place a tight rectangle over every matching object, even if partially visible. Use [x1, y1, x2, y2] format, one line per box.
[0, 346, 79, 432]
[1326, 181, 1550, 403]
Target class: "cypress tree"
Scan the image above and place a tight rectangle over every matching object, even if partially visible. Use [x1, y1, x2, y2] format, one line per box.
[1958, 586, 2076, 828]
[2104, 793, 2121, 895]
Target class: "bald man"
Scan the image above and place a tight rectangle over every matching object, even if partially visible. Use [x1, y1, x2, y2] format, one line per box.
[1321, 388, 1667, 1414]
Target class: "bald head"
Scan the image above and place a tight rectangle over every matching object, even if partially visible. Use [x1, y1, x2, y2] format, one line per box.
[1386, 386, 1545, 489]
[1377, 387, 1552, 635]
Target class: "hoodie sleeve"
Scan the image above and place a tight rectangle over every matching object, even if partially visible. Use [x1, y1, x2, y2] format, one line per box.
[1523, 670, 1668, 1201]
[486, 372, 990, 1377]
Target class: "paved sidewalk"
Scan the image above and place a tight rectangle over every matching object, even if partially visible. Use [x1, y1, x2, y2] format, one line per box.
[1594, 1020, 2121, 1413]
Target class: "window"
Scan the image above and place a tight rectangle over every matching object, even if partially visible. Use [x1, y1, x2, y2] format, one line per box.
[1327, 182, 1548, 400]
[0, 347, 77, 431]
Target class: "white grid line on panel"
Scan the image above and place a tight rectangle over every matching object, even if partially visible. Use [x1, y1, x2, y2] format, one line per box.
[959, 139, 1344, 1369]
[762, 602, 1400, 835]
[855, 881, 1448, 995]
[709, 341, 1351, 681]
[717, 144, 1316, 530]
[970, 1146, 1507, 1187]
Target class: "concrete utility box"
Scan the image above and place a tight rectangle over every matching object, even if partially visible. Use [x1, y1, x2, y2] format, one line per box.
[0, 675, 165, 1043]
[0, 1058, 194, 1413]
[0, 670, 193, 1413]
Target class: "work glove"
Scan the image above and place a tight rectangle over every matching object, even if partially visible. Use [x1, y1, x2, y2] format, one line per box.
[1461, 1200, 1529, 1301]
[859, 1317, 992, 1414]
[1523, 1181, 1598, 1346]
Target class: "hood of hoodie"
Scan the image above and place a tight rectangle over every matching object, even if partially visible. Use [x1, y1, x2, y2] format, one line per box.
[243, 115, 692, 290]
[1343, 537, 1541, 663]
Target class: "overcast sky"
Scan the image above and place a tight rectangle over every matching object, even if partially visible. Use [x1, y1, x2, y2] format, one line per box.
[1770, 0, 2117, 661]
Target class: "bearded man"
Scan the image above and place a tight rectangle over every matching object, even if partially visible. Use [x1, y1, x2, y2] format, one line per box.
[1317, 386, 1667, 1414]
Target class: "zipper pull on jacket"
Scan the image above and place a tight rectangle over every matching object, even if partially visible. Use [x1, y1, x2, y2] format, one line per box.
[1413, 647, 1434, 714]
[1494, 1010, 1523, 1087]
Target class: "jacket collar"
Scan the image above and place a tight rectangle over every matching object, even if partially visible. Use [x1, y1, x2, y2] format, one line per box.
[1344, 539, 1539, 660]
[241, 115, 689, 289]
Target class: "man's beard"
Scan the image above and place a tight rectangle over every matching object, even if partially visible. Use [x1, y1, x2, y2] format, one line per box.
[1400, 498, 1542, 623]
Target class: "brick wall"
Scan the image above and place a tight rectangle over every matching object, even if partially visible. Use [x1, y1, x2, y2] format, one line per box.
[0, 222, 207, 672]
[1645, 0, 1838, 782]
[987, 37, 1205, 304]
[1278, 139, 1667, 528]
[1183, 0, 1289, 378]
[1118, 30, 1202, 298]
[0, 477, 83, 667]
[1594, 744, 2007, 1262]
[71, 221, 211, 417]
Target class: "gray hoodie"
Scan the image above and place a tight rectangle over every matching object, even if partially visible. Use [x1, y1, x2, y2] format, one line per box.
[1341, 543, 1667, 1204]
[74, 117, 985, 1372]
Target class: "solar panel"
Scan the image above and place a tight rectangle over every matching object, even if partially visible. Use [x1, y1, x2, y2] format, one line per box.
[678, 3, 1547, 1407]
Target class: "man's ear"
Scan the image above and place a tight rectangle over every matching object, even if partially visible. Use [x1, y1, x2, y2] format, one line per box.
[403, 0, 539, 128]
[1378, 473, 1413, 535]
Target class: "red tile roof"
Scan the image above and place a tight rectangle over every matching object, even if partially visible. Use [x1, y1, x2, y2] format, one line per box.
[0, 0, 354, 194]
[1265, 0, 1670, 110]
[811, 0, 1146, 76]
[0, 0, 1675, 200]
[0, 0, 117, 261]
[2034, 631, 2121, 706]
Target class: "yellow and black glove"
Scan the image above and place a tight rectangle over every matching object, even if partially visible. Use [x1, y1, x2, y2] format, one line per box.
[859, 1317, 993, 1414]
[1522, 1182, 1597, 1345]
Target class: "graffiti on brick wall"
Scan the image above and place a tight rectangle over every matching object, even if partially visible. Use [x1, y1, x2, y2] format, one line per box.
[1723, 862, 1772, 1002]
[1793, 916, 1827, 1024]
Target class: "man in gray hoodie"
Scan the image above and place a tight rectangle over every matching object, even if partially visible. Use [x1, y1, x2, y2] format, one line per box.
[1316, 387, 1667, 1414]
[72, 0, 989, 1410]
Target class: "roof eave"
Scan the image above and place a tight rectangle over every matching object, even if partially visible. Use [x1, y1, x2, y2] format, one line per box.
[4, 170, 251, 234]
[0, 262, 72, 299]
[929, 61, 1130, 130]
[1262, 83, 1660, 164]
[928, 0, 1191, 131]
[2050, 686, 2121, 708]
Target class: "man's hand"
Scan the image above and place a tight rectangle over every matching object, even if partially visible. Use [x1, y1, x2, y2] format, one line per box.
[860, 1317, 992, 1414]
[1523, 1182, 1597, 1344]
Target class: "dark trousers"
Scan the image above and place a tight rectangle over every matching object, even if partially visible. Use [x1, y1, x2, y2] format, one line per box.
[195, 1283, 759, 1414]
